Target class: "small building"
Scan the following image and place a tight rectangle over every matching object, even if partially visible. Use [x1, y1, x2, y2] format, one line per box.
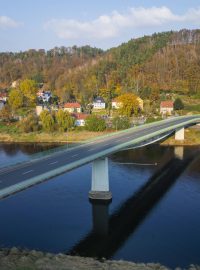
[37, 90, 52, 103]
[0, 92, 8, 102]
[64, 102, 82, 113]
[160, 101, 174, 115]
[93, 97, 106, 109]
[111, 98, 121, 109]
[72, 113, 88, 126]
[0, 101, 5, 110]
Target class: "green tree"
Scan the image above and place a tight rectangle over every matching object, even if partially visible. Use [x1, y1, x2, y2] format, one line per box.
[56, 109, 74, 131]
[112, 116, 130, 130]
[174, 98, 184, 110]
[40, 110, 55, 132]
[8, 88, 23, 111]
[85, 115, 106, 131]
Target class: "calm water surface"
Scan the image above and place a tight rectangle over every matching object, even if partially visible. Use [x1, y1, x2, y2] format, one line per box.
[0, 143, 200, 268]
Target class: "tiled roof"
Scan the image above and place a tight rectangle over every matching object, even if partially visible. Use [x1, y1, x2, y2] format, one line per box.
[160, 101, 174, 108]
[64, 102, 81, 108]
[71, 113, 88, 120]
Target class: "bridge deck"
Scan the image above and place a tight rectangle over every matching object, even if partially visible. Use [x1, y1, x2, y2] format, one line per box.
[0, 115, 199, 199]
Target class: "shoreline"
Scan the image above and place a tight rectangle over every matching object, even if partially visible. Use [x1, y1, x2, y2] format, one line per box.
[0, 127, 199, 146]
[0, 247, 199, 270]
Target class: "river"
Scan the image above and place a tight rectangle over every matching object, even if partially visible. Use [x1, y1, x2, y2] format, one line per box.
[0, 143, 199, 268]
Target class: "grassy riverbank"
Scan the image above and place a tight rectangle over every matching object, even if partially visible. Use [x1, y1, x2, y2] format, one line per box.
[0, 122, 199, 145]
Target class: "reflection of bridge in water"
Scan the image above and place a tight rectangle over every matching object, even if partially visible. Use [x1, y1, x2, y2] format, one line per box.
[69, 149, 199, 258]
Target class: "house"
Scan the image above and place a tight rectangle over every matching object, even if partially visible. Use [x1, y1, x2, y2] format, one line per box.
[111, 98, 121, 109]
[0, 92, 8, 102]
[93, 97, 106, 109]
[64, 102, 82, 113]
[37, 90, 52, 103]
[72, 113, 88, 126]
[160, 101, 174, 115]
[0, 101, 5, 110]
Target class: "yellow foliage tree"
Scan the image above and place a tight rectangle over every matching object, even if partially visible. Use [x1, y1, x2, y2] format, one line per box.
[116, 93, 139, 117]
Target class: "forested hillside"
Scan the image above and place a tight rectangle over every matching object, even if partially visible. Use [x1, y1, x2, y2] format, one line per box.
[1, 29, 200, 104]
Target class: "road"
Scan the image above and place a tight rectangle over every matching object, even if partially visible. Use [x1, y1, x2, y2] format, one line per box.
[0, 115, 199, 199]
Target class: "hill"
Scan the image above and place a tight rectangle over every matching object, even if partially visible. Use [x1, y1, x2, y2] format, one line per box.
[0, 29, 200, 106]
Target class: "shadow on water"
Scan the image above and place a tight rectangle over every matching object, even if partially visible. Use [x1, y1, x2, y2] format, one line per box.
[69, 149, 199, 259]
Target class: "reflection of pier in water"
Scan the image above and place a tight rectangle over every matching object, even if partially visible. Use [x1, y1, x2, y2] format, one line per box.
[69, 150, 198, 258]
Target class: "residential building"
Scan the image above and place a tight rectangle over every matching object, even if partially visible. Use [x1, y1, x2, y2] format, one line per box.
[72, 113, 88, 126]
[93, 97, 106, 109]
[64, 102, 82, 113]
[37, 90, 52, 103]
[0, 92, 8, 102]
[160, 101, 174, 115]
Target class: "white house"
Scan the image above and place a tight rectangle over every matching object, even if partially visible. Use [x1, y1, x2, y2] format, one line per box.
[111, 98, 121, 109]
[160, 101, 174, 115]
[64, 102, 82, 113]
[93, 97, 106, 109]
[72, 113, 88, 126]
[37, 90, 52, 103]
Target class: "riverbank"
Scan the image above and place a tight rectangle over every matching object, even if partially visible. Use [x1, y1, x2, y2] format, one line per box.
[0, 248, 199, 270]
[0, 126, 199, 145]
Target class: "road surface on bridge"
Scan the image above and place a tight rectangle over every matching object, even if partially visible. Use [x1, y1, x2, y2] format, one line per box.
[0, 115, 199, 199]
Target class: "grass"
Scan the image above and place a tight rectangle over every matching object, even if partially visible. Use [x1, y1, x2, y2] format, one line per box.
[161, 127, 200, 145]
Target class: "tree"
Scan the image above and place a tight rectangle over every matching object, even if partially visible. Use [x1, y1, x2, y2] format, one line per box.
[19, 79, 38, 107]
[40, 110, 55, 132]
[174, 98, 184, 110]
[56, 109, 74, 131]
[116, 93, 139, 117]
[112, 116, 130, 130]
[85, 115, 106, 131]
[8, 88, 23, 111]
[19, 114, 40, 133]
[0, 105, 12, 122]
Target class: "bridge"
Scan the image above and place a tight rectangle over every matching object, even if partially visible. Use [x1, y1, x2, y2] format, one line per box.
[0, 115, 199, 200]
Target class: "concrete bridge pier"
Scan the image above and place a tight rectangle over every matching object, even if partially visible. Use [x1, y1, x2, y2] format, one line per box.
[175, 127, 185, 141]
[89, 157, 112, 201]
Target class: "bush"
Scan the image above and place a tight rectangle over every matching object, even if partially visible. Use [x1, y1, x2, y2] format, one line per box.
[112, 116, 130, 130]
[85, 115, 106, 131]
[174, 98, 184, 110]
[19, 114, 40, 133]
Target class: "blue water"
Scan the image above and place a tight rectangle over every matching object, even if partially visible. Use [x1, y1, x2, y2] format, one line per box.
[0, 143, 199, 268]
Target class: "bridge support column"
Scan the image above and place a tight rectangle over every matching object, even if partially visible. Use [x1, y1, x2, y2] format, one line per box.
[175, 127, 184, 141]
[89, 157, 112, 201]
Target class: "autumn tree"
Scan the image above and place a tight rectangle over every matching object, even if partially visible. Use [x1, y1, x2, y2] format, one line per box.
[116, 93, 139, 117]
[19, 113, 40, 133]
[40, 110, 55, 132]
[8, 88, 23, 111]
[56, 109, 74, 131]
[19, 79, 38, 107]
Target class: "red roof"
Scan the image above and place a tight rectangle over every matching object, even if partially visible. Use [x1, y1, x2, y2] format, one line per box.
[71, 113, 89, 120]
[0, 92, 7, 98]
[160, 101, 174, 108]
[64, 102, 81, 108]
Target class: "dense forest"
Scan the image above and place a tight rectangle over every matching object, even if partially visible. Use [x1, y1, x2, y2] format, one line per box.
[1, 29, 200, 105]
